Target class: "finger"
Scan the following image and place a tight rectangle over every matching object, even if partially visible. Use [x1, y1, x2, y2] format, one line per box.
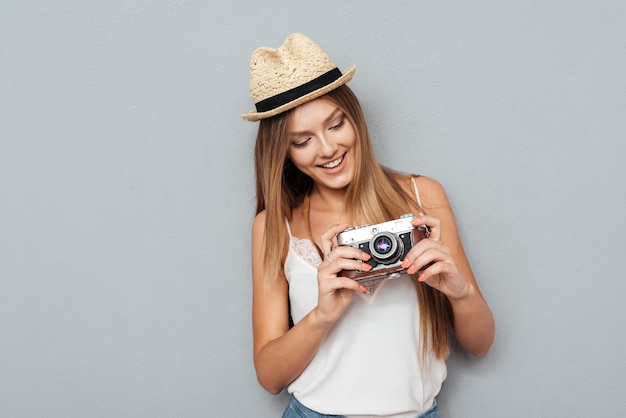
[317, 272, 366, 301]
[323, 249, 364, 265]
[411, 215, 442, 243]
[323, 275, 364, 293]
[321, 255, 373, 276]
[320, 223, 349, 258]
[417, 261, 446, 282]
[331, 245, 371, 262]
[403, 245, 447, 275]
[402, 237, 439, 263]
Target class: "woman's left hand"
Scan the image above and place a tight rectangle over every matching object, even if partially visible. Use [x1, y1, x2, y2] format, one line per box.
[401, 214, 470, 300]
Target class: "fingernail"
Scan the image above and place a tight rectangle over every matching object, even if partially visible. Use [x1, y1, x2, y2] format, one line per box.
[359, 285, 367, 292]
[407, 265, 416, 275]
[418, 274, 425, 282]
[361, 252, 371, 261]
[401, 259, 409, 268]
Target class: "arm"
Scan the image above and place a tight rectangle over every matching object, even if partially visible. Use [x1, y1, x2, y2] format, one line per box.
[402, 177, 495, 357]
[251, 212, 366, 393]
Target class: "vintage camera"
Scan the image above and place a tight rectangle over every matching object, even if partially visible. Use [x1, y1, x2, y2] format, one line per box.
[337, 214, 431, 283]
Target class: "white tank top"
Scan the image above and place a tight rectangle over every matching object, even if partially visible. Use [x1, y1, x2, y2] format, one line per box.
[283, 179, 447, 417]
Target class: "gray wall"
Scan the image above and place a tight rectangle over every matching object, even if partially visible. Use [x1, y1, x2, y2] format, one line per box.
[2, 1, 625, 417]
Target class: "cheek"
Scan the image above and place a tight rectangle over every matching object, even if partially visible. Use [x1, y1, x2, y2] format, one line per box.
[286, 147, 303, 163]
[286, 150, 307, 171]
[343, 125, 357, 146]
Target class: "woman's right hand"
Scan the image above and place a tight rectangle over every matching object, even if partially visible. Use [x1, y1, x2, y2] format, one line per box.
[314, 223, 373, 325]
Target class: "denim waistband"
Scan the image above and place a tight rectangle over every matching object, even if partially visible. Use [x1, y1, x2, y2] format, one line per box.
[282, 396, 439, 418]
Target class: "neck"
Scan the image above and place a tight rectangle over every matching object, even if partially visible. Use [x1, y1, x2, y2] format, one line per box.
[308, 185, 347, 214]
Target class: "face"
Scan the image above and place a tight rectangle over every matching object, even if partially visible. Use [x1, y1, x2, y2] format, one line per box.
[287, 96, 356, 193]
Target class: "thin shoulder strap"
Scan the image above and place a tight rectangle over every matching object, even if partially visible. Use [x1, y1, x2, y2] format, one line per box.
[284, 218, 293, 237]
[411, 176, 425, 215]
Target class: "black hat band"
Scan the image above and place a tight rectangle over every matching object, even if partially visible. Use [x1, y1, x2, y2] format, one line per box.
[254, 68, 342, 113]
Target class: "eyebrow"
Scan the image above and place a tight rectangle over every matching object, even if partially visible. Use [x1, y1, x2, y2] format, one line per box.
[289, 108, 342, 136]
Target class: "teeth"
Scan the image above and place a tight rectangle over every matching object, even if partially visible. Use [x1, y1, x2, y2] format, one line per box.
[322, 155, 343, 169]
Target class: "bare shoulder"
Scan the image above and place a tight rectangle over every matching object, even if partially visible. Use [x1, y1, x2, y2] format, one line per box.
[397, 174, 450, 209]
[413, 175, 450, 208]
[252, 209, 267, 236]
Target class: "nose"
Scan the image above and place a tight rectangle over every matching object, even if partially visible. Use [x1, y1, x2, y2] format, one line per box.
[318, 134, 336, 157]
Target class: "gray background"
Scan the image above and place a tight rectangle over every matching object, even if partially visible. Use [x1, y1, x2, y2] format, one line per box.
[2, 1, 625, 417]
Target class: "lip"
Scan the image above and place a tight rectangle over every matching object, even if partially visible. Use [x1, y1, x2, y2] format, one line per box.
[318, 152, 347, 171]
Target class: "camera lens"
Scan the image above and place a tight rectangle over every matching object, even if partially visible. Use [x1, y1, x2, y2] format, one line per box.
[374, 236, 393, 254]
[370, 232, 403, 264]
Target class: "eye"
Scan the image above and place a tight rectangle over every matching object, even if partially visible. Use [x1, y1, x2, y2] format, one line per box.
[329, 117, 345, 130]
[292, 138, 311, 148]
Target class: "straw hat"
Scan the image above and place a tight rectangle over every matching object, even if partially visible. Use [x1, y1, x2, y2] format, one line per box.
[241, 33, 356, 121]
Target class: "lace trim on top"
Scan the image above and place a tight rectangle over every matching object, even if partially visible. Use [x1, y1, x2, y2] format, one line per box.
[290, 236, 322, 268]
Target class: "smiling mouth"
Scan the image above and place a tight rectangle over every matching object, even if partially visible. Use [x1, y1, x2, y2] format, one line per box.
[320, 154, 345, 169]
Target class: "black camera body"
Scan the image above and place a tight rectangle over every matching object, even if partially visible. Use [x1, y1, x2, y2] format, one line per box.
[337, 214, 431, 282]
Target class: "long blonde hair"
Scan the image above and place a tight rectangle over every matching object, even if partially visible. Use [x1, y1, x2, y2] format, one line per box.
[253, 85, 450, 359]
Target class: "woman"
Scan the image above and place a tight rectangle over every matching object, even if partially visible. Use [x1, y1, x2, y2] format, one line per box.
[242, 33, 494, 418]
